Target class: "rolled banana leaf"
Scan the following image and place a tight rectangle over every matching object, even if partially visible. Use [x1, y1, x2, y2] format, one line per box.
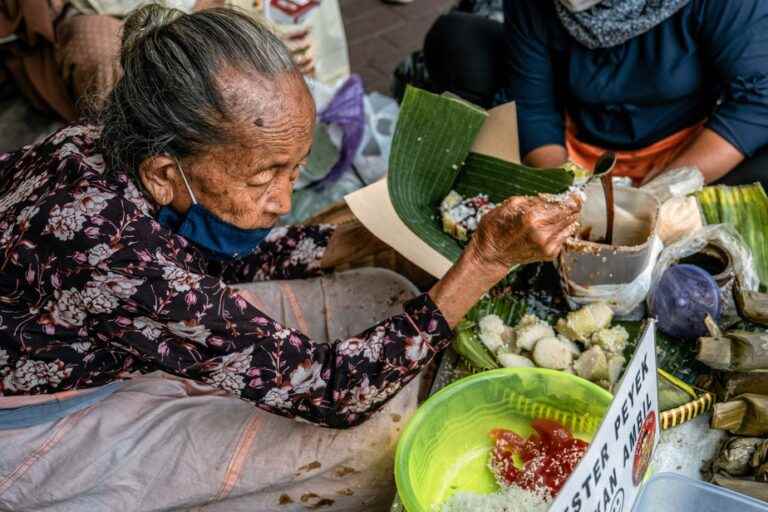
[712, 394, 768, 436]
[697, 331, 768, 371]
[709, 372, 768, 402]
[388, 86, 574, 263]
[737, 288, 768, 326]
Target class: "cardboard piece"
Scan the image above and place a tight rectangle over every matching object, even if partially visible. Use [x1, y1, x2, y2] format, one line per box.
[345, 179, 453, 279]
[470, 102, 520, 164]
[344, 103, 520, 278]
[551, 321, 660, 512]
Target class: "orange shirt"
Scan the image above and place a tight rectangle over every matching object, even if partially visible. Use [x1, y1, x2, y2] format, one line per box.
[565, 119, 704, 185]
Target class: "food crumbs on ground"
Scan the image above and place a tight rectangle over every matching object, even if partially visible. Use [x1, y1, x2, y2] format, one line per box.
[308, 499, 336, 509]
[335, 466, 358, 477]
[278, 494, 294, 505]
[297, 461, 322, 473]
[391, 414, 401, 422]
[336, 489, 354, 496]
[301, 492, 319, 503]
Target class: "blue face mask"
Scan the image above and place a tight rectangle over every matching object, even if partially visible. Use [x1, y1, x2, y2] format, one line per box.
[157, 159, 271, 261]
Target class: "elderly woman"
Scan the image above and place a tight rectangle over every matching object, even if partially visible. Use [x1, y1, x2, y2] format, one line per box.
[0, 5, 581, 511]
[425, 0, 768, 189]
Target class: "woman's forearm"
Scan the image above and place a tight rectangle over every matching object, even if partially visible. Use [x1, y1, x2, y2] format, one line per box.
[428, 250, 507, 328]
[524, 144, 569, 168]
[651, 128, 744, 184]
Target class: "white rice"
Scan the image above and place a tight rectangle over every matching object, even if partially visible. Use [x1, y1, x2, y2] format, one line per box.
[436, 486, 551, 512]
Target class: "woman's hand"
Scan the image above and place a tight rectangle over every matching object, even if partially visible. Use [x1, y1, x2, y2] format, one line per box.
[430, 193, 582, 327]
[468, 193, 582, 273]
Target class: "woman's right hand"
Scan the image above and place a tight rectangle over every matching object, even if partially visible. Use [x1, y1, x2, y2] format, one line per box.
[467, 193, 582, 274]
[429, 193, 582, 327]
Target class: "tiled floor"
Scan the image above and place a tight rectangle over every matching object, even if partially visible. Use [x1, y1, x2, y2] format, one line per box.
[341, 0, 454, 94]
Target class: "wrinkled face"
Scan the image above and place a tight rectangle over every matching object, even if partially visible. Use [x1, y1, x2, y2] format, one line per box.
[141, 71, 315, 230]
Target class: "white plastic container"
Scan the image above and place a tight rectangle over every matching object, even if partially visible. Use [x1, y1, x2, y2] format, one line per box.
[633, 473, 768, 512]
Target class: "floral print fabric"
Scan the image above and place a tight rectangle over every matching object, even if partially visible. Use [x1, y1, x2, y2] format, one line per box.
[0, 124, 453, 427]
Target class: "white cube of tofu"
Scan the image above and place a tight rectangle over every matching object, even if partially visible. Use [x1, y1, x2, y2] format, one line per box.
[479, 332, 504, 354]
[558, 336, 582, 357]
[516, 314, 541, 329]
[608, 355, 626, 386]
[557, 302, 614, 342]
[586, 302, 614, 331]
[592, 325, 629, 354]
[532, 336, 573, 370]
[498, 352, 535, 368]
[479, 314, 506, 336]
[478, 314, 508, 353]
[516, 323, 555, 352]
[574, 346, 609, 381]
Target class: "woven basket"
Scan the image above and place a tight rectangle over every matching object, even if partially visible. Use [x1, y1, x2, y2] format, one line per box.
[660, 392, 715, 430]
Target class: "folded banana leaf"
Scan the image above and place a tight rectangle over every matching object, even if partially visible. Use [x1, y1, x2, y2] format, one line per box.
[388, 87, 574, 263]
[697, 184, 768, 286]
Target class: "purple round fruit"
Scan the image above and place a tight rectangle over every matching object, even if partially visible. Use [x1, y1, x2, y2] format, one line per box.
[649, 264, 721, 340]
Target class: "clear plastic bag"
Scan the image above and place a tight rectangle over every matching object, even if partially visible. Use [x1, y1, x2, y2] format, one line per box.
[640, 166, 705, 204]
[649, 224, 760, 319]
[559, 185, 663, 319]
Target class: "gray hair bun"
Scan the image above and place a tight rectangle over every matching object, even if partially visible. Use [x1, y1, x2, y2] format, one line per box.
[121, 4, 184, 66]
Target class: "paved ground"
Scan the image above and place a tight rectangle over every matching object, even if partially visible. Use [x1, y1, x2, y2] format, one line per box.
[341, 0, 453, 94]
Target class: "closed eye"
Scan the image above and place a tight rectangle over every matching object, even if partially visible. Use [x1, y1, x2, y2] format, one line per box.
[247, 168, 277, 187]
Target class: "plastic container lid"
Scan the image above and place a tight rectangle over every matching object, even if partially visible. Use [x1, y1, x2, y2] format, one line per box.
[633, 473, 768, 511]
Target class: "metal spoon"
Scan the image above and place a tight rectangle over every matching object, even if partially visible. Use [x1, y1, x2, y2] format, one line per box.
[589, 151, 617, 184]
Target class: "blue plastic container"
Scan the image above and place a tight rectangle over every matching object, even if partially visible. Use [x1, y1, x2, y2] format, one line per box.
[633, 473, 768, 511]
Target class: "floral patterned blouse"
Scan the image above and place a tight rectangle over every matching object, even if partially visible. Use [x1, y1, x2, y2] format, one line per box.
[0, 124, 453, 427]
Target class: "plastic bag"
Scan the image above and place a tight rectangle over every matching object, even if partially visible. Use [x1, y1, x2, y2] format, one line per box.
[640, 166, 705, 204]
[563, 236, 664, 319]
[559, 185, 663, 318]
[649, 224, 760, 319]
[316, 74, 365, 187]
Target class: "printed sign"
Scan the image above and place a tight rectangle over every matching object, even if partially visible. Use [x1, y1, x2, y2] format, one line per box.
[550, 320, 660, 512]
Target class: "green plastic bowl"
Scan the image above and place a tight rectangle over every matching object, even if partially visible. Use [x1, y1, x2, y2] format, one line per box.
[394, 368, 613, 512]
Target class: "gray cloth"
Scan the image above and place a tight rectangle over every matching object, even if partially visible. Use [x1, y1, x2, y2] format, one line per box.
[554, 0, 691, 49]
[0, 269, 424, 512]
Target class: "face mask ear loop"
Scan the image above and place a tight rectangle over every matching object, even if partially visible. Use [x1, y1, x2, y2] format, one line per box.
[172, 156, 198, 205]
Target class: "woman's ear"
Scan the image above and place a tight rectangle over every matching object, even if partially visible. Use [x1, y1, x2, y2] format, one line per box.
[139, 155, 179, 205]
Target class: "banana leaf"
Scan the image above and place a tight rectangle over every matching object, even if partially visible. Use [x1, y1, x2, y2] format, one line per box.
[388, 87, 574, 263]
[697, 184, 768, 286]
